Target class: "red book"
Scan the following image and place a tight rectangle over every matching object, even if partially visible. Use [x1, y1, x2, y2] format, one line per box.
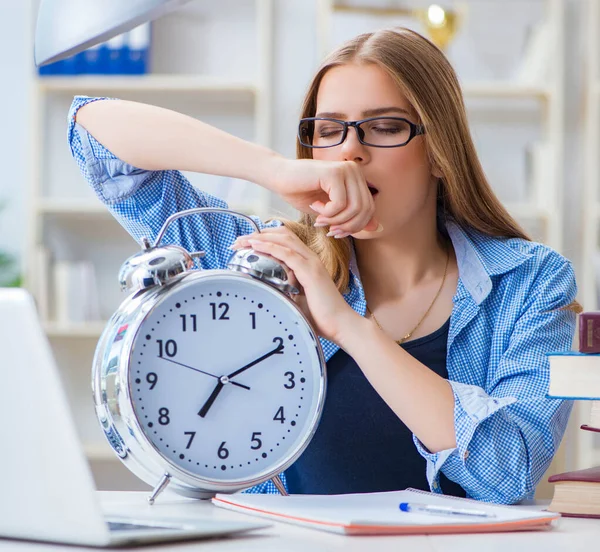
[579, 312, 600, 353]
[547, 466, 600, 518]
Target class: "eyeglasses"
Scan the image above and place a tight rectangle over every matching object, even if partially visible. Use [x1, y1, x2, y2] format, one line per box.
[298, 116, 426, 149]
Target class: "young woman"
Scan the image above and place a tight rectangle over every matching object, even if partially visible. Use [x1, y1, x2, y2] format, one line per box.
[68, 28, 580, 503]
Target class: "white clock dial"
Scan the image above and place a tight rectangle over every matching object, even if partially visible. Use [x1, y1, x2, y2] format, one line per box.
[128, 273, 323, 482]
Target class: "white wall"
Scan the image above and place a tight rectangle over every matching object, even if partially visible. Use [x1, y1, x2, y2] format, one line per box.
[0, 2, 32, 267]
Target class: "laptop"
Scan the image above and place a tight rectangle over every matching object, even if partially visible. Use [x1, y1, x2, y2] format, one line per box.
[0, 288, 268, 547]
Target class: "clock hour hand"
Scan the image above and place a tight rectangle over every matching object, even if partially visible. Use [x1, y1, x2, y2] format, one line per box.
[227, 337, 285, 380]
[198, 380, 225, 418]
[159, 357, 250, 390]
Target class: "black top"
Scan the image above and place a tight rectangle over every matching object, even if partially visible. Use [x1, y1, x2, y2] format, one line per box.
[285, 317, 465, 497]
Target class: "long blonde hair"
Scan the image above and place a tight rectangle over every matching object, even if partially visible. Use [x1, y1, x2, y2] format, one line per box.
[281, 27, 581, 313]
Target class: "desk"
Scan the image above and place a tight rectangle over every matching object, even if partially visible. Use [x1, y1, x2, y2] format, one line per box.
[1, 492, 599, 551]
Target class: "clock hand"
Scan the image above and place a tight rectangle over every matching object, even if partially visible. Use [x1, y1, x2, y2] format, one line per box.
[198, 339, 284, 418]
[159, 357, 250, 390]
[227, 338, 285, 380]
[198, 380, 225, 418]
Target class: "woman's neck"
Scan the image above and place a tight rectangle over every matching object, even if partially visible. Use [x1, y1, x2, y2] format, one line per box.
[353, 220, 450, 303]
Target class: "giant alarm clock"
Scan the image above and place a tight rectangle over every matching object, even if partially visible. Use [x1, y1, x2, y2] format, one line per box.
[92, 208, 327, 503]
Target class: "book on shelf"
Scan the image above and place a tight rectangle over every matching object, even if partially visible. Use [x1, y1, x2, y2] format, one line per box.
[546, 351, 600, 399]
[547, 465, 600, 519]
[38, 23, 151, 76]
[53, 261, 100, 325]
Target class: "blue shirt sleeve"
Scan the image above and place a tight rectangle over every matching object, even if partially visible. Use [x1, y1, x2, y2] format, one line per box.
[67, 95, 280, 271]
[413, 254, 577, 504]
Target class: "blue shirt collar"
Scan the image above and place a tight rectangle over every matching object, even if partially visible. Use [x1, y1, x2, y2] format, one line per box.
[348, 219, 532, 305]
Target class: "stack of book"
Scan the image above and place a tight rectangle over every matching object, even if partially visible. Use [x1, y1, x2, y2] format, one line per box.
[38, 23, 151, 76]
[546, 312, 600, 518]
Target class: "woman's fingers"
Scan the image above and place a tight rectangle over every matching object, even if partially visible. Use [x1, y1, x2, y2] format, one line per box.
[314, 164, 377, 234]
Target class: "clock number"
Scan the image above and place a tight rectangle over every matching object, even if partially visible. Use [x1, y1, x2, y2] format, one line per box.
[158, 407, 170, 425]
[283, 371, 295, 389]
[146, 372, 158, 390]
[210, 302, 230, 320]
[273, 406, 286, 424]
[184, 431, 196, 449]
[218, 441, 229, 459]
[273, 337, 284, 353]
[180, 314, 197, 332]
[250, 432, 262, 450]
[157, 339, 177, 358]
[249, 312, 256, 330]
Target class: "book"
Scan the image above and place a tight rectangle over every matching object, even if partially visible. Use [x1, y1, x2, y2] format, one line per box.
[53, 261, 100, 324]
[581, 400, 600, 432]
[547, 466, 600, 518]
[212, 489, 559, 535]
[546, 351, 600, 399]
[579, 312, 600, 353]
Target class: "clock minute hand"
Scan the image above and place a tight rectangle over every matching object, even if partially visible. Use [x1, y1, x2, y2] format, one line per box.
[159, 357, 250, 390]
[227, 340, 285, 380]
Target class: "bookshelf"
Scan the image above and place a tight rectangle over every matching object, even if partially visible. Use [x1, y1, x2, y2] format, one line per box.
[25, 0, 275, 479]
[315, 0, 566, 252]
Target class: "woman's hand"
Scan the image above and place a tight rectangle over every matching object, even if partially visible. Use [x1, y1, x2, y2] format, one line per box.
[265, 158, 380, 237]
[230, 227, 363, 344]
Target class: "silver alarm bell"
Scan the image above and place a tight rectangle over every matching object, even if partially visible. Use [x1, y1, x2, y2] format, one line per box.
[118, 207, 298, 296]
[118, 238, 200, 293]
[228, 248, 299, 297]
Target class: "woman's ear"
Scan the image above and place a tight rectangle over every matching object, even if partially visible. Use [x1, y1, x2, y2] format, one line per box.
[431, 164, 443, 179]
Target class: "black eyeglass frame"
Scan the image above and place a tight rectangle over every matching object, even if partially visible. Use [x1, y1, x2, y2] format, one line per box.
[298, 116, 426, 149]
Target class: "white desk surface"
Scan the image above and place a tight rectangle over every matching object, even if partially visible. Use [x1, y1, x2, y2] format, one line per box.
[1, 491, 599, 551]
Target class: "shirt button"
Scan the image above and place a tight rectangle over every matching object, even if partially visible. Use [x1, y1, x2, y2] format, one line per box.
[432, 481, 440, 490]
[463, 450, 470, 460]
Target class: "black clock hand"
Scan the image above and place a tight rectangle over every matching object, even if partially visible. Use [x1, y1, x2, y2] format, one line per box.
[198, 380, 225, 418]
[197, 339, 284, 419]
[159, 357, 250, 390]
[227, 338, 285, 380]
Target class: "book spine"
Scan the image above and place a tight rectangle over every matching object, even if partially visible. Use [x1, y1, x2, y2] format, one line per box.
[578, 312, 600, 353]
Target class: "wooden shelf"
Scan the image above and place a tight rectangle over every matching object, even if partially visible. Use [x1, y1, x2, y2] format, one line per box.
[36, 74, 258, 97]
[45, 321, 108, 338]
[462, 82, 552, 99]
[37, 199, 110, 216]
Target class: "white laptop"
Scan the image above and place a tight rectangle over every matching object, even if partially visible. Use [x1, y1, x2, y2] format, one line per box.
[0, 288, 268, 547]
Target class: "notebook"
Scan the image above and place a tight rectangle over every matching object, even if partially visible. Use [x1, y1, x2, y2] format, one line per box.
[212, 488, 559, 535]
[0, 288, 268, 547]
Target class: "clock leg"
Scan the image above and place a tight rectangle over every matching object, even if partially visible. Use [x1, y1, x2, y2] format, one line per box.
[270, 474, 288, 496]
[147, 472, 172, 505]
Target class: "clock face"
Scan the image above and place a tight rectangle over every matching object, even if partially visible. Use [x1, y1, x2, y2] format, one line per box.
[128, 273, 324, 483]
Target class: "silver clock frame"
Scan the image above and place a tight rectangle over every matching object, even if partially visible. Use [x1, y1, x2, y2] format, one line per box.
[92, 268, 327, 501]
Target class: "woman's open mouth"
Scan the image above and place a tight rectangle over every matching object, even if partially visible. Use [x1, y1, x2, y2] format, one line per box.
[367, 184, 379, 196]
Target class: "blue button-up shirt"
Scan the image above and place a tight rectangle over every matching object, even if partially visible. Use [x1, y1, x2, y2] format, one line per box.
[68, 96, 577, 504]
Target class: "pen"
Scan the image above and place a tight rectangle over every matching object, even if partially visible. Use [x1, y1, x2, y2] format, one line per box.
[399, 502, 496, 518]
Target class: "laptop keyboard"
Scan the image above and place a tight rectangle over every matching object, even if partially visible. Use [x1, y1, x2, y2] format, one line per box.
[108, 521, 177, 532]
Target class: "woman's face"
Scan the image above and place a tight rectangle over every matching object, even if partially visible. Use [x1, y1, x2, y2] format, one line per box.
[312, 62, 438, 237]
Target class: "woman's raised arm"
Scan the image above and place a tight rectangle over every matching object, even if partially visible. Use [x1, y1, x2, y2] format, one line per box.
[75, 98, 280, 185]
